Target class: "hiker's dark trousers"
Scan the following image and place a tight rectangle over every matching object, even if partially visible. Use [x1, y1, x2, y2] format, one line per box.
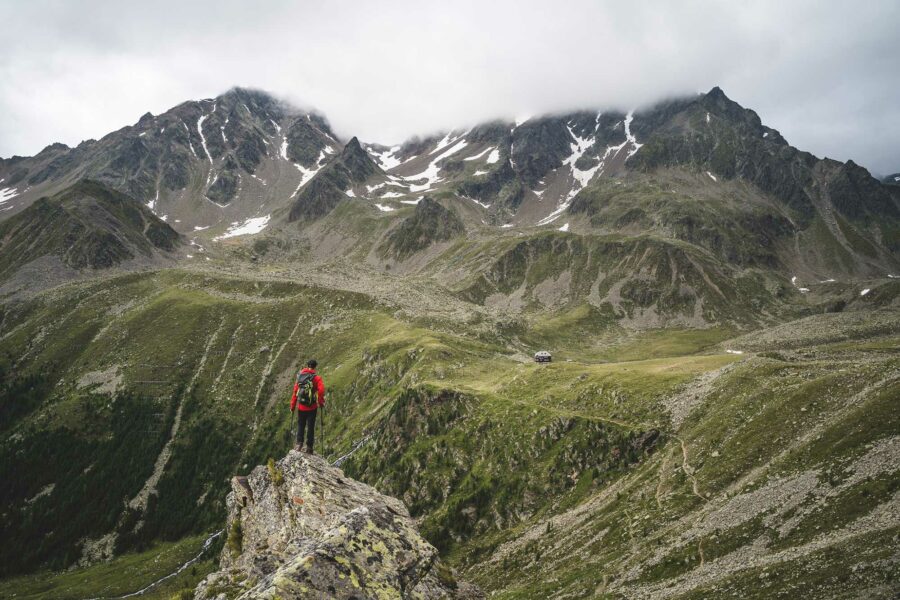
[297, 408, 317, 449]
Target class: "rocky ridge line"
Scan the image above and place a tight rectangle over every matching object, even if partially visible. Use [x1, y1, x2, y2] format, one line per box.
[194, 450, 482, 599]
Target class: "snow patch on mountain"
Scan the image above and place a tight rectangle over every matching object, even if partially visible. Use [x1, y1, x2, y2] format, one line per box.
[566, 120, 603, 190]
[465, 195, 490, 209]
[0, 187, 20, 205]
[197, 115, 213, 162]
[464, 146, 495, 162]
[368, 145, 403, 171]
[147, 188, 159, 212]
[374, 203, 395, 212]
[182, 121, 199, 159]
[538, 112, 606, 225]
[405, 137, 468, 192]
[214, 215, 271, 240]
[290, 150, 329, 196]
[430, 132, 463, 156]
[623, 112, 643, 158]
[197, 112, 216, 188]
[487, 148, 500, 164]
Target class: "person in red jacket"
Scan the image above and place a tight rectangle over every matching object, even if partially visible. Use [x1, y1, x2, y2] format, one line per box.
[290, 359, 325, 454]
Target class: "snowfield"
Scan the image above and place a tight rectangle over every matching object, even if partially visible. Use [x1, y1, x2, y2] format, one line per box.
[0, 187, 19, 204]
[369, 145, 403, 171]
[214, 215, 271, 240]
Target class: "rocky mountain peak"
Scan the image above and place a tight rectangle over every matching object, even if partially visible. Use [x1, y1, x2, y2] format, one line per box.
[705, 85, 728, 100]
[137, 112, 155, 126]
[194, 450, 481, 599]
[340, 135, 381, 181]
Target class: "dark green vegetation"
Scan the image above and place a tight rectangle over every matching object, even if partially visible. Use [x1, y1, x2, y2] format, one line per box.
[0, 86, 898, 599]
[0, 534, 216, 600]
[0, 180, 179, 279]
[1, 264, 898, 598]
[380, 196, 465, 259]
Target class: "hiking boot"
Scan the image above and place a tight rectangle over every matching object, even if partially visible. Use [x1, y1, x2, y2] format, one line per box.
[293, 443, 302, 452]
[304, 446, 315, 455]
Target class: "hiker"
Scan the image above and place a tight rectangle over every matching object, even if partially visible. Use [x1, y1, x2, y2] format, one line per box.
[291, 359, 326, 454]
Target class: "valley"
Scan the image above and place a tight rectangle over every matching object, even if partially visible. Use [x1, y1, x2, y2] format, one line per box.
[0, 85, 898, 599]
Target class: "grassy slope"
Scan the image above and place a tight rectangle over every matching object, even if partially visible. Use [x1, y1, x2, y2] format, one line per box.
[0, 534, 215, 600]
[465, 313, 900, 599]
[1, 266, 897, 599]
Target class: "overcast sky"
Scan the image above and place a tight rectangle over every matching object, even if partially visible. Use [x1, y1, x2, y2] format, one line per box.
[1, 0, 898, 174]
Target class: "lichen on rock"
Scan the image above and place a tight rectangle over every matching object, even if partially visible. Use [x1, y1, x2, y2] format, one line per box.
[194, 450, 481, 599]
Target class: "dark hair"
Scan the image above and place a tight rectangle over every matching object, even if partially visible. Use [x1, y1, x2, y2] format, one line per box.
[307, 359, 318, 369]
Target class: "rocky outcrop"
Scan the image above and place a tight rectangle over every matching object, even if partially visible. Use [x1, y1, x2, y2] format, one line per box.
[194, 450, 481, 600]
[379, 197, 465, 259]
[288, 137, 383, 222]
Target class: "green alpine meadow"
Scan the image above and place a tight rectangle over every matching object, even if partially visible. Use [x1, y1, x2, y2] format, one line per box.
[1, 11, 899, 594]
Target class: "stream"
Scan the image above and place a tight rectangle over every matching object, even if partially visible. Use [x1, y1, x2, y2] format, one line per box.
[331, 433, 373, 467]
[86, 529, 222, 600]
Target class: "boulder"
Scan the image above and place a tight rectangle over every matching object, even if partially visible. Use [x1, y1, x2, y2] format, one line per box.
[194, 450, 481, 599]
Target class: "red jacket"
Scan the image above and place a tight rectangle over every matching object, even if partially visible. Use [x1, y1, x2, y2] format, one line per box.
[290, 367, 325, 412]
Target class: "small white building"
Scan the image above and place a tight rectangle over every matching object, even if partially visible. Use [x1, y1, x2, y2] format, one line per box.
[534, 350, 552, 363]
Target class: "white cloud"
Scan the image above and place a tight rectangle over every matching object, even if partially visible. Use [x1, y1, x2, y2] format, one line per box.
[0, 0, 898, 174]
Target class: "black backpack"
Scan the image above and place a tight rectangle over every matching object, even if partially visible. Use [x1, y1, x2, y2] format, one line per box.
[296, 372, 317, 407]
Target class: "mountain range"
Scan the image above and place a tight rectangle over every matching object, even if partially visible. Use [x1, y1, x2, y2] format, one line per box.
[0, 86, 898, 599]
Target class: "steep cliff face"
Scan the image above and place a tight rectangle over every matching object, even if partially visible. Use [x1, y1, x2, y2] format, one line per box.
[194, 450, 481, 599]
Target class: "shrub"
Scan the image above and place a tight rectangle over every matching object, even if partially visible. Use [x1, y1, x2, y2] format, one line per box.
[227, 517, 242, 557]
[267, 457, 284, 486]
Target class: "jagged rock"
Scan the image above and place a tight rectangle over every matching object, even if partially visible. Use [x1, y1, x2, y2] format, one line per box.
[194, 451, 482, 599]
[288, 136, 383, 222]
[380, 197, 465, 259]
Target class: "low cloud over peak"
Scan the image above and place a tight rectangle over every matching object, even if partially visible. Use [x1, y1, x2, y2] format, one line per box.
[1, 0, 898, 174]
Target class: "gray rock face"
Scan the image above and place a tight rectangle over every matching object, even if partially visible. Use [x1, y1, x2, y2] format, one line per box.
[194, 450, 481, 600]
